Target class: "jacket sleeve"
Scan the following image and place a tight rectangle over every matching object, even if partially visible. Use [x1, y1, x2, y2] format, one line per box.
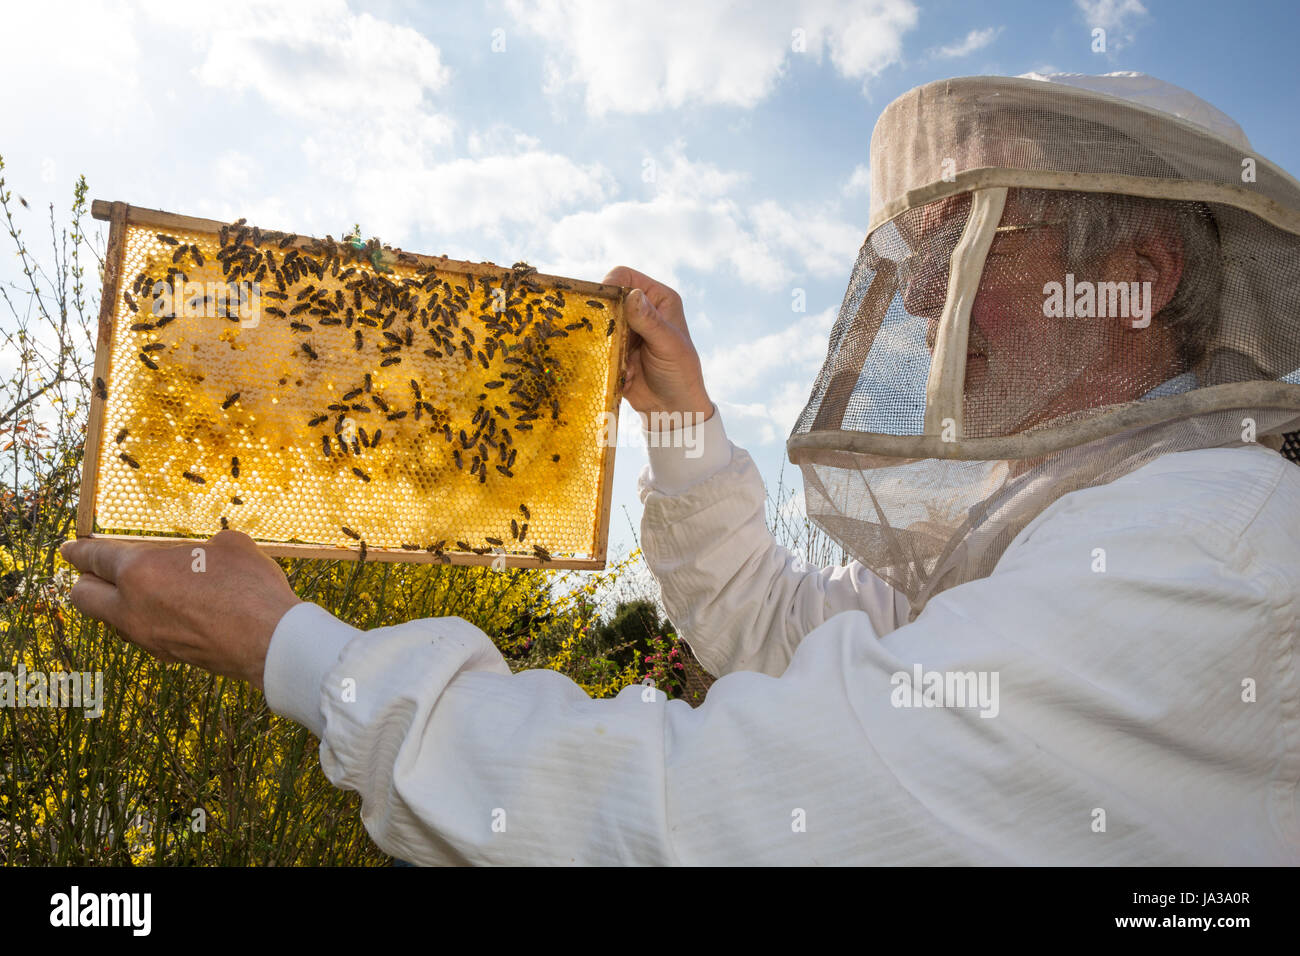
[261, 446, 1300, 866]
[637, 406, 902, 678]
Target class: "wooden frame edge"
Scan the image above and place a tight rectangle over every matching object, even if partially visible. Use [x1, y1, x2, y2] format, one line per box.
[76, 201, 127, 538]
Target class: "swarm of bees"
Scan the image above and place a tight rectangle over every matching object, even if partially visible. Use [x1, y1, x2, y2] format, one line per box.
[99, 215, 621, 564]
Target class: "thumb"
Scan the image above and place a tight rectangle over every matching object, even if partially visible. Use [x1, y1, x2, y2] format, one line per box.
[623, 288, 670, 349]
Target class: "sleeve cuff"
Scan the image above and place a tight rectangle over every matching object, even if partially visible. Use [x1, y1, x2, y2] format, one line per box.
[262, 602, 364, 737]
[643, 403, 733, 495]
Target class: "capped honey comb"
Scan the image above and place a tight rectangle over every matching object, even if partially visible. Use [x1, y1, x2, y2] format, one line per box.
[78, 201, 628, 568]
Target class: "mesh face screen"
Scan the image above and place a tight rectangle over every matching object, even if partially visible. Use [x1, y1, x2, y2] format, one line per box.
[86, 209, 626, 566]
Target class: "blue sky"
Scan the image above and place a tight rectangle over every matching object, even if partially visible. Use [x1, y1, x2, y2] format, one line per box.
[3, 0, 1298, 584]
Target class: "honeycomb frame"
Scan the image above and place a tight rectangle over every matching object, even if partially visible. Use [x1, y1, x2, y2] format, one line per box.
[77, 200, 629, 569]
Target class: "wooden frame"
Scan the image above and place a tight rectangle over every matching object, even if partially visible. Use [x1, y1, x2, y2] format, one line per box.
[79, 200, 629, 569]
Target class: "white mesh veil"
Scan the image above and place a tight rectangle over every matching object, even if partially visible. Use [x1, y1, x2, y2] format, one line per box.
[787, 74, 1300, 620]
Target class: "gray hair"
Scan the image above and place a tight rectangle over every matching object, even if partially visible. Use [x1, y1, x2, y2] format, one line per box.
[1017, 189, 1222, 369]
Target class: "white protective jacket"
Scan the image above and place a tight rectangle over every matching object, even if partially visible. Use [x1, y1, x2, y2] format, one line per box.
[263, 407, 1300, 865]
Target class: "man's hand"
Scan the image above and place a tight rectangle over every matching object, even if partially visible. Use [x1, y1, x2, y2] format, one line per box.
[602, 266, 713, 429]
[60, 531, 303, 690]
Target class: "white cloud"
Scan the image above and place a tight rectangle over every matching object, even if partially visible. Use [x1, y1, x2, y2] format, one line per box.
[1075, 0, 1148, 48]
[703, 306, 835, 396]
[505, 0, 919, 115]
[353, 149, 617, 241]
[930, 26, 1002, 59]
[541, 146, 860, 289]
[150, 0, 457, 180]
[842, 164, 871, 197]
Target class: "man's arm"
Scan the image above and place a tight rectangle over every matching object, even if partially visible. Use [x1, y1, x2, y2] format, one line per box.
[264, 447, 1300, 865]
[637, 406, 902, 678]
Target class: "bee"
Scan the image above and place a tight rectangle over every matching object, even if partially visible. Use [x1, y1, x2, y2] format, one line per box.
[308, 413, 328, 427]
[279, 234, 295, 249]
[190, 245, 204, 267]
[119, 452, 140, 469]
[551, 399, 560, 420]
[290, 302, 311, 316]
[532, 544, 552, 562]
[341, 526, 361, 540]
[485, 536, 503, 546]
[515, 422, 533, 431]
[401, 542, 421, 551]
[337, 435, 349, 454]
[220, 516, 229, 530]
[182, 471, 205, 484]
[222, 392, 240, 410]
[94, 378, 108, 400]
[300, 343, 318, 360]
[606, 318, 616, 336]
[123, 291, 139, 313]
[519, 523, 528, 542]
[139, 353, 159, 370]
[442, 423, 452, 442]
[171, 245, 187, 264]
[477, 351, 489, 369]
[354, 330, 364, 351]
[372, 394, 389, 412]
[232, 496, 243, 505]
[564, 321, 583, 331]
[485, 380, 504, 389]
[379, 344, 401, 354]
[342, 387, 363, 401]
[495, 405, 510, 420]
[156, 233, 179, 246]
[266, 308, 287, 319]
[363, 372, 372, 393]
[114, 427, 129, 443]
[453, 449, 463, 470]
[352, 467, 370, 482]
[318, 316, 342, 326]
[456, 540, 472, 551]
[129, 322, 155, 332]
[552, 453, 560, 462]
[322, 435, 332, 457]
[351, 438, 361, 455]
[231, 456, 240, 478]
[510, 519, 519, 540]
[380, 357, 400, 367]
[141, 342, 165, 353]
[586, 299, 605, 310]
[386, 410, 407, 421]
[519, 503, 530, 520]
[358, 540, 367, 562]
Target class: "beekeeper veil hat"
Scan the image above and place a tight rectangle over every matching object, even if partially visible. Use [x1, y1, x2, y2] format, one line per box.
[788, 73, 1300, 620]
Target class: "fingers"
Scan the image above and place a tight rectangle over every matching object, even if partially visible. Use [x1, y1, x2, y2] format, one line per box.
[602, 265, 682, 316]
[60, 538, 145, 585]
[68, 571, 125, 630]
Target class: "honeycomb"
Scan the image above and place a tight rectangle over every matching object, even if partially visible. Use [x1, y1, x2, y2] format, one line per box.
[87, 211, 626, 565]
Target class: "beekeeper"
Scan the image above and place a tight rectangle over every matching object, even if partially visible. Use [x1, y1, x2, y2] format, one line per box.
[63, 73, 1300, 864]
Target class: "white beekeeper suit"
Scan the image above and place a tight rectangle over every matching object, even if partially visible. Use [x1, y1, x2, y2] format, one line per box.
[262, 74, 1300, 865]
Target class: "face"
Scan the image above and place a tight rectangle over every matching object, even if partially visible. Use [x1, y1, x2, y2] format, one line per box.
[900, 191, 1181, 436]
